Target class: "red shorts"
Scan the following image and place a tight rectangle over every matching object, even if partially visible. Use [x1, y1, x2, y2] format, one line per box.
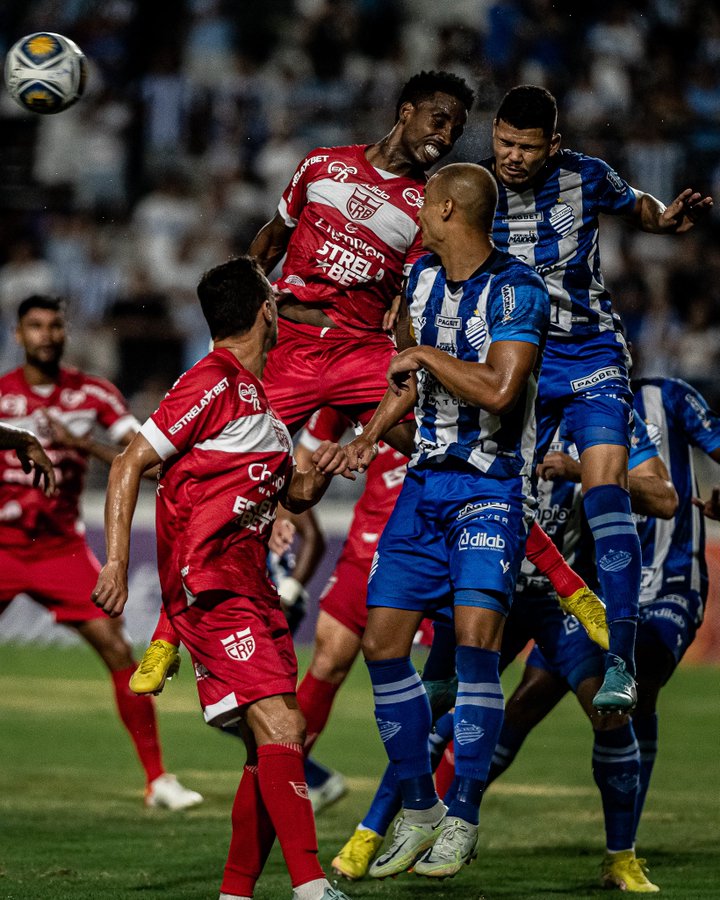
[319, 551, 372, 637]
[262, 317, 397, 432]
[170, 591, 298, 727]
[0, 538, 104, 624]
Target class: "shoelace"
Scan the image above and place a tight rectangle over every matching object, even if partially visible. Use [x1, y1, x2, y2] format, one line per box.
[137, 642, 169, 673]
[433, 820, 470, 853]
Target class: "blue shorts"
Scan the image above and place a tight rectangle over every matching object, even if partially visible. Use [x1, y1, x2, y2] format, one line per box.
[502, 586, 603, 691]
[367, 463, 530, 617]
[537, 335, 633, 459]
[636, 592, 702, 678]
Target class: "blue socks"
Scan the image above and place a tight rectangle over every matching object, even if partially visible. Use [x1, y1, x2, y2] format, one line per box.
[592, 724, 640, 852]
[447, 646, 504, 826]
[632, 712, 659, 842]
[366, 656, 436, 810]
[584, 484, 641, 673]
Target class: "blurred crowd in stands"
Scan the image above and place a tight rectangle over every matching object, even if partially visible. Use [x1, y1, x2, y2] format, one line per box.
[0, 0, 719, 421]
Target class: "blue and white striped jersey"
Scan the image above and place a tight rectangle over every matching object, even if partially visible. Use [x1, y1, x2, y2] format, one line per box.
[520, 416, 658, 593]
[406, 248, 549, 479]
[481, 150, 637, 340]
[633, 378, 720, 607]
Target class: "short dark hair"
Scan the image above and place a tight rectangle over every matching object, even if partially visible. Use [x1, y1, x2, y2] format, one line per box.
[395, 70, 475, 120]
[196, 255, 272, 340]
[495, 85, 558, 136]
[17, 295, 65, 321]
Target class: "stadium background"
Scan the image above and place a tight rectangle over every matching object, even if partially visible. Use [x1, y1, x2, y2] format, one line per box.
[0, 0, 717, 659]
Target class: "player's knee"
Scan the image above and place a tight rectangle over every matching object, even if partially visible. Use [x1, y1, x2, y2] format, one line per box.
[310, 650, 351, 684]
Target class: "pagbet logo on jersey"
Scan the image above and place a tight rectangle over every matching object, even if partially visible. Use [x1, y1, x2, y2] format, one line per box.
[221, 627, 255, 661]
[347, 188, 382, 220]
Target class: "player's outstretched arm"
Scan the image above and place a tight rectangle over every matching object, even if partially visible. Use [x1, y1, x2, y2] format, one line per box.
[0, 424, 56, 496]
[627, 188, 713, 234]
[92, 434, 161, 618]
[248, 211, 293, 275]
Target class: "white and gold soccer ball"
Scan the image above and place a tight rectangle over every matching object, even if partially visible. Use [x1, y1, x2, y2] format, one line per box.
[4, 32, 87, 114]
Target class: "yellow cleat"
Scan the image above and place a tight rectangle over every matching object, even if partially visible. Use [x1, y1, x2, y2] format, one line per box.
[601, 850, 660, 892]
[332, 827, 384, 880]
[558, 586, 610, 650]
[129, 640, 180, 695]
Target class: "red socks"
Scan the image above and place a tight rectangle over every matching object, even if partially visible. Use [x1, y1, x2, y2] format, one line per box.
[110, 666, 164, 784]
[296, 671, 341, 754]
[151, 604, 181, 646]
[526, 521, 585, 597]
[221, 765, 276, 897]
[435, 742, 455, 801]
[256, 742, 324, 888]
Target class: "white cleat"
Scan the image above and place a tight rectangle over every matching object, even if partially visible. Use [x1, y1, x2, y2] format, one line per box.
[309, 771, 348, 815]
[413, 816, 478, 878]
[145, 773, 204, 810]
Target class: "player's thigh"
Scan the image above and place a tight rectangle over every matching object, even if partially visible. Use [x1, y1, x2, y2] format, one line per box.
[318, 553, 372, 639]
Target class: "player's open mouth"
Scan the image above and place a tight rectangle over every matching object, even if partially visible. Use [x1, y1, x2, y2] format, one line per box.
[424, 144, 441, 160]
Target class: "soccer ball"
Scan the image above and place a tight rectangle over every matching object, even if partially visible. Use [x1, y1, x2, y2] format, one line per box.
[4, 32, 87, 114]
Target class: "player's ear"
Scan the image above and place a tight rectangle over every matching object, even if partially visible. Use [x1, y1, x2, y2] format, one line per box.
[398, 101, 413, 124]
[549, 131, 561, 156]
[441, 198, 453, 221]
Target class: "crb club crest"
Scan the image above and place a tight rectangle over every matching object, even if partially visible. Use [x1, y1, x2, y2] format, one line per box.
[221, 627, 255, 661]
[347, 188, 382, 221]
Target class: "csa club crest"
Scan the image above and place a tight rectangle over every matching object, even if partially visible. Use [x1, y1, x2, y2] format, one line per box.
[347, 188, 382, 221]
[221, 627, 255, 661]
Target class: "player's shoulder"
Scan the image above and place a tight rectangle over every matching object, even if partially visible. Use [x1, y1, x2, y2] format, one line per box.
[64, 366, 119, 394]
[557, 148, 624, 185]
[491, 249, 547, 290]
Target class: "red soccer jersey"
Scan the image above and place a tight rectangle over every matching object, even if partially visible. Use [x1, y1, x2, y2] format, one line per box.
[276, 144, 427, 336]
[0, 367, 137, 546]
[299, 407, 407, 563]
[140, 348, 294, 617]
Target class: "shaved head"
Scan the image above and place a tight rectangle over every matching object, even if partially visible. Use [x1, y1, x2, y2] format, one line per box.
[427, 163, 498, 231]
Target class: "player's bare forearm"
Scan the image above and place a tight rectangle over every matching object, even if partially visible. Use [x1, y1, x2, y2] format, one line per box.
[409, 341, 537, 414]
[628, 457, 678, 519]
[286, 508, 326, 585]
[364, 381, 417, 446]
[628, 189, 713, 234]
[247, 212, 292, 274]
[284, 441, 349, 512]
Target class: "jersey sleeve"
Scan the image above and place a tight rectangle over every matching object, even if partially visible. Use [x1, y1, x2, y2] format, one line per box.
[671, 380, 720, 455]
[488, 269, 550, 345]
[402, 230, 428, 275]
[140, 364, 242, 461]
[277, 147, 328, 227]
[629, 414, 658, 470]
[86, 377, 140, 443]
[585, 156, 637, 216]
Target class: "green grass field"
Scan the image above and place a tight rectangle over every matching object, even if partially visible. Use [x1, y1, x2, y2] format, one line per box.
[0, 643, 718, 900]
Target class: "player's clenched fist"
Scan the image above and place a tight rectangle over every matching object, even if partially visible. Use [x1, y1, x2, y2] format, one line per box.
[311, 440, 353, 478]
[343, 433, 379, 474]
[91, 561, 129, 617]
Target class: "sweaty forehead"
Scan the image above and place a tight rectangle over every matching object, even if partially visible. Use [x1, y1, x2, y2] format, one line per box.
[494, 120, 548, 145]
[416, 92, 467, 122]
